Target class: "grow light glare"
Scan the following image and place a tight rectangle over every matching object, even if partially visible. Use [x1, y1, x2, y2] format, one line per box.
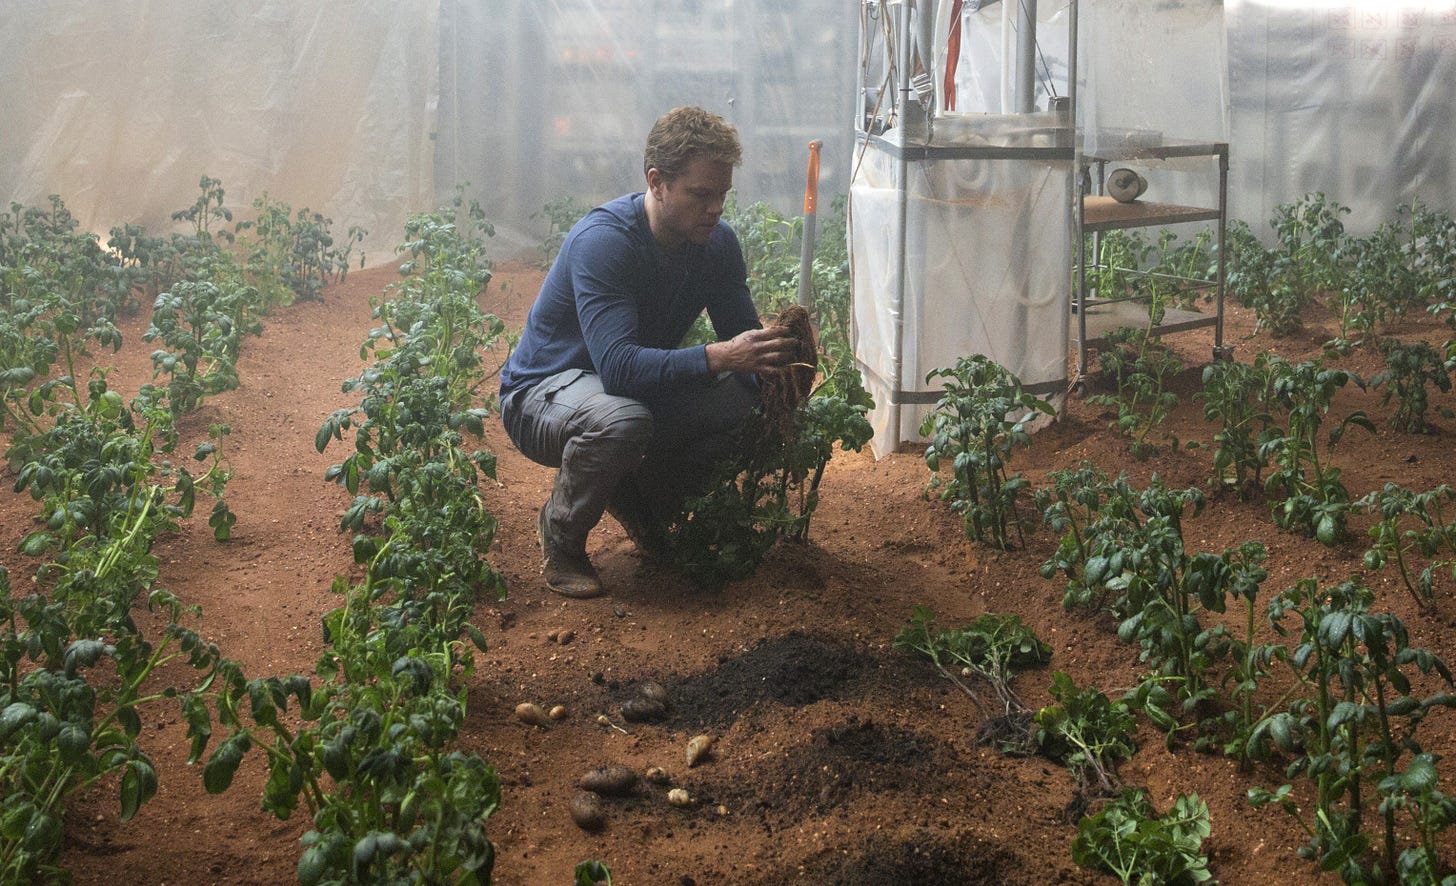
[1232, 0, 1455, 11]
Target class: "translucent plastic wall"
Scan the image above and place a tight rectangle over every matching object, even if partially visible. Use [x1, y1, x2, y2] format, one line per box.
[1226, 0, 1456, 235]
[1080, 0, 1229, 160]
[0, 1, 440, 266]
[4, 2, 1455, 261]
[0, 1, 856, 261]
[1076, 0, 1229, 238]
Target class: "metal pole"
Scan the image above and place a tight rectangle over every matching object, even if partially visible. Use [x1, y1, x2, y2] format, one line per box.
[797, 140, 823, 311]
[1214, 146, 1231, 360]
[1071, 0, 1088, 385]
[1015, 0, 1037, 113]
[888, 0, 913, 449]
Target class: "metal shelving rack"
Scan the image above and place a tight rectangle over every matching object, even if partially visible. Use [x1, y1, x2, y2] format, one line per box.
[1071, 140, 1231, 384]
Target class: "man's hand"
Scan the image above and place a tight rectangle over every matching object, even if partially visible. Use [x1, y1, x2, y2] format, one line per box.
[705, 326, 800, 376]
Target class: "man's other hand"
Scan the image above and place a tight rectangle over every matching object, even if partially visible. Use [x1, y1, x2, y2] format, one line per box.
[705, 326, 800, 376]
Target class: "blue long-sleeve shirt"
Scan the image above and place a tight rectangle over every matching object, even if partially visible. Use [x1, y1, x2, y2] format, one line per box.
[500, 193, 761, 406]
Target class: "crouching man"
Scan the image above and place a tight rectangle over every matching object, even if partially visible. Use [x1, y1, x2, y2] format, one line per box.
[499, 106, 797, 598]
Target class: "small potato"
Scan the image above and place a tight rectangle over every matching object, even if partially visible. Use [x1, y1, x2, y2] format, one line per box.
[569, 791, 606, 832]
[514, 702, 551, 728]
[685, 733, 715, 767]
[578, 765, 638, 796]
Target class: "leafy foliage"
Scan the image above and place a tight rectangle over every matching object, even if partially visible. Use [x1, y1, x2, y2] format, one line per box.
[0, 396, 232, 881]
[185, 192, 507, 884]
[1034, 672, 1138, 795]
[234, 192, 365, 305]
[1073, 789, 1213, 885]
[1249, 579, 1456, 883]
[1359, 483, 1456, 613]
[1087, 227, 1214, 312]
[921, 355, 1054, 549]
[533, 195, 591, 269]
[1259, 356, 1373, 545]
[1089, 322, 1183, 460]
[667, 377, 873, 585]
[891, 602, 1054, 733]
[1370, 338, 1452, 433]
[1197, 355, 1277, 499]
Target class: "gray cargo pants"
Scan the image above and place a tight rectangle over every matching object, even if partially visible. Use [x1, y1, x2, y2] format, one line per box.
[501, 368, 758, 554]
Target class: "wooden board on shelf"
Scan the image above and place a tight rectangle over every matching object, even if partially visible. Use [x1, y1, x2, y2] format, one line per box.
[1082, 195, 1221, 232]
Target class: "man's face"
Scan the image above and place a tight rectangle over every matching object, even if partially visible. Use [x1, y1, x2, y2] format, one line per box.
[647, 156, 733, 250]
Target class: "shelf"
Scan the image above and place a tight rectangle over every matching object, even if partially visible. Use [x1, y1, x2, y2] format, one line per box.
[1082, 196, 1221, 232]
[1072, 140, 1229, 383]
[1084, 139, 1229, 163]
[1071, 300, 1217, 349]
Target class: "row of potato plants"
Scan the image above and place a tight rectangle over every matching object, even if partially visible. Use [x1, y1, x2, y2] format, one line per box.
[1087, 198, 1456, 468]
[181, 190, 510, 883]
[918, 354, 1456, 884]
[1099, 194, 1456, 347]
[0, 181, 337, 879]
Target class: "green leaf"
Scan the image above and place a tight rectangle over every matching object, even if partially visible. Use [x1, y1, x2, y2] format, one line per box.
[120, 758, 158, 820]
[203, 733, 252, 794]
[576, 859, 614, 886]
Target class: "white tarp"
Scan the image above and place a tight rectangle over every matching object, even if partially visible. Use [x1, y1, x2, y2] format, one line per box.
[850, 129, 1073, 454]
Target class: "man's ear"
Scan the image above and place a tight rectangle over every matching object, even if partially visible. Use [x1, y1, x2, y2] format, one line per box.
[645, 167, 666, 199]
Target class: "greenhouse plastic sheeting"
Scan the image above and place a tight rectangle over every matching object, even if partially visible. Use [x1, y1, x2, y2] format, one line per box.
[1079, 0, 1229, 162]
[4, 2, 1456, 266]
[0, 0, 438, 265]
[1226, 1, 1456, 235]
[849, 123, 1071, 457]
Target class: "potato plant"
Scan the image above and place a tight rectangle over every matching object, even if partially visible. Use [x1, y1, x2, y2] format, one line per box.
[0, 394, 233, 881]
[234, 193, 364, 305]
[144, 277, 262, 414]
[1038, 465, 1145, 612]
[666, 376, 873, 585]
[1086, 227, 1213, 312]
[1250, 579, 1456, 884]
[0, 197, 127, 447]
[1072, 789, 1213, 885]
[1033, 671, 1138, 795]
[1370, 338, 1452, 433]
[1260, 356, 1373, 545]
[1089, 322, 1182, 460]
[1197, 355, 1277, 500]
[894, 605, 1051, 746]
[532, 195, 591, 270]
[921, 354, 1053, 549]
[1359, 483, 1456, 613]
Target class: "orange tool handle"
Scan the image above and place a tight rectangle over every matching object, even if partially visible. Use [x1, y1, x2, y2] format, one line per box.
[802, 140, 823, 215]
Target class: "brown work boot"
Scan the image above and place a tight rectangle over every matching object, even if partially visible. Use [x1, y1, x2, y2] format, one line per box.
[607, 482, 674, 564]
[536, 506, 604, 599]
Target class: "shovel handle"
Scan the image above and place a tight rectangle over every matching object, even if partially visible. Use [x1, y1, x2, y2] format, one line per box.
[802, 140, 822, 216]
